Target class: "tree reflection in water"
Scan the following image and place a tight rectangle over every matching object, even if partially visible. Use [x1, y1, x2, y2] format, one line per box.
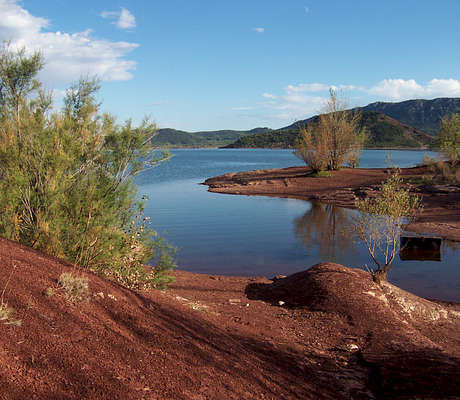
[294, 202, 357, 262]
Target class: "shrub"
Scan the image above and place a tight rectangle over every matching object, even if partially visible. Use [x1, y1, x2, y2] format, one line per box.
[58, 272, 90, 302]
[0, 44, 175, 288]
[0, 301, 14, 321]
[438, 113, 460, 164]
[0, 264, 21, 326]
[294, 89, 365, 172]
[351, 172, 422, 283]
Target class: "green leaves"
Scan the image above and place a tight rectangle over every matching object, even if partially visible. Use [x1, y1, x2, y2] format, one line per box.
[0, 45, 175, 289]
[438, 113, 460, 163]
[352, 172, 422, 281]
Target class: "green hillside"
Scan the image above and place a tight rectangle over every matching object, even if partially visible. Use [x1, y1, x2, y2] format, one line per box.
[362, 98, 460, 135]
[153, 97, 459, 149]
[225, 111, 434, 149]
[151, 127, 271, 147]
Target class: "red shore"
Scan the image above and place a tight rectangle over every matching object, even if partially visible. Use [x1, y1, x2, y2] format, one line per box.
[1, 237, 460, 399]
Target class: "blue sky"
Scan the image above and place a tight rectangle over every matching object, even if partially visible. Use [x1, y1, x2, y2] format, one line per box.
[1, 0, 460, 131]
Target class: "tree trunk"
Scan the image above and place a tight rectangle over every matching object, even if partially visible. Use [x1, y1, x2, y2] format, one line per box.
[372, 269, 387, 284]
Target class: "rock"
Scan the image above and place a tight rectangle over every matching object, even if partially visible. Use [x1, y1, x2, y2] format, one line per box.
[346, 344, 359, 352]
[271, 275, 287, 282]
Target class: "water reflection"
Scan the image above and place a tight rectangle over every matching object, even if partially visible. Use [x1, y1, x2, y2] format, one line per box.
[399, 236, 442, 262]
[294, 202, 356, 262]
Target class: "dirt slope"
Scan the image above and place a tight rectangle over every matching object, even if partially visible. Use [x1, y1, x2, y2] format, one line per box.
[1, 238, 460, 399]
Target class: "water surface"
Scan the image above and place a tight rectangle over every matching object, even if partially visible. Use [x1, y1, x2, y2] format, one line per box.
[136, 149, 460, 302]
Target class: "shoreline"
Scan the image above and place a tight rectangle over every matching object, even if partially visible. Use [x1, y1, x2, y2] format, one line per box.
[204, 165, 460, 241]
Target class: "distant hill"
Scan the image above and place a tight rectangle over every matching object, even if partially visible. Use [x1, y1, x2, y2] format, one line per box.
[154, 97, 459, 149]
[225, 111, 434, 149]
[361, 98, 460, 135]
[151, 127, 271, 147]
[224, 129, 299, 149]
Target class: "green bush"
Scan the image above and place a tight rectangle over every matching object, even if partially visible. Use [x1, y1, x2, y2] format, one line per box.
[351, 172, 422, 283]
[0, 43, 175, 289]
[438, 113, 460, 163]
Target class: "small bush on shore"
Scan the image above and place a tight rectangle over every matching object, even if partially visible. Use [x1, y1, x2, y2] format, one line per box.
[351, 172, 423, 283]
[0, 43, 175, 289]
[294, 89, 365, 172]
[58, 272, 90, 302]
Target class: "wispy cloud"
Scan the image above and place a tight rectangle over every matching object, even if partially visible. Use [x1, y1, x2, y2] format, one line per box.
[232, 106, 254, 111]
[101, 7, 136, 30]
[304, 6, 310, 14]
[253, 27, 264, 33]
[0, 0, 138, 85]
[261, 83, 330, 121]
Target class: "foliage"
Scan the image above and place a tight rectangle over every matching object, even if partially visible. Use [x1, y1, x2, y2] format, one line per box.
[438, 113, 460, 164]
[0, 44, 175, 289]
[58, 272, 90, 302]
[422, 160, 460, 185]
[294, 89, 364, 171]
[351, 172, 422, 283]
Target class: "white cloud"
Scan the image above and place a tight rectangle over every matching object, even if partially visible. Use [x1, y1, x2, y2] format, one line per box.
[286, 83, 329, 93]
[262, 84, 329, 121]
[368, 78, 460, 100]
[253, 27, 264, 33]
[368, 79, 422, 100]
[261, 78, 460, 124]
[101, 7, 136, 30]
[0, 0, 138, 85]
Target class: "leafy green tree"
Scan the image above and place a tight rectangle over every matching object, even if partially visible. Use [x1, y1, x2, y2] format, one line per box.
[438, 113, 460, 164]
[0, 44, 175, 289]
[294, 89, 365, 172]
[351, 173, 422, 283]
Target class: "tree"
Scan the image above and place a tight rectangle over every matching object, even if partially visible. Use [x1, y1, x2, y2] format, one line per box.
[438, 113, 460, 164]
[351, 172, 422, 283]
[294, 89, 365, 172]
[0, 44, 175, 289]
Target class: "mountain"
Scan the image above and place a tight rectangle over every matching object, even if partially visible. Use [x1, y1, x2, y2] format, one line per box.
[361, 98, 460, 135]
[151, 127, 271, 147]
[225, 111, 434, 149]
[154, 97, 460, 149]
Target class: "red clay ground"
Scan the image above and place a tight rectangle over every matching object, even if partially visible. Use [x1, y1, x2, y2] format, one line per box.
[1, 237, 460, 399]
[204, 165, 460, 241]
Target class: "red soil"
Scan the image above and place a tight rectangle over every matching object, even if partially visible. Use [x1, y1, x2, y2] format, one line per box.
[204, 165, 460, 241]
[1, 238, 460, 399]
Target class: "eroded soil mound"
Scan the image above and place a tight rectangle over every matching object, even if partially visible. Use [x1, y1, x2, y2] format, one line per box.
[1, 240, 460, 399]
[247, 263, 460, 399]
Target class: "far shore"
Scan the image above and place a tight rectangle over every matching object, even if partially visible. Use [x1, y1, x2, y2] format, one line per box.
[204, 164, 460, 241]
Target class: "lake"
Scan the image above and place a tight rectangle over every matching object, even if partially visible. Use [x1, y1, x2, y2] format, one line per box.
[135, 149, 460, 302]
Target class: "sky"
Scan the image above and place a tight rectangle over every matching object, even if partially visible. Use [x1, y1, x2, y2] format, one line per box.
[1, 0, 460, 131]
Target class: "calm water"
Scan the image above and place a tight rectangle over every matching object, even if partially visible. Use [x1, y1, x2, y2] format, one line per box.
[135, 149, 460, 302]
